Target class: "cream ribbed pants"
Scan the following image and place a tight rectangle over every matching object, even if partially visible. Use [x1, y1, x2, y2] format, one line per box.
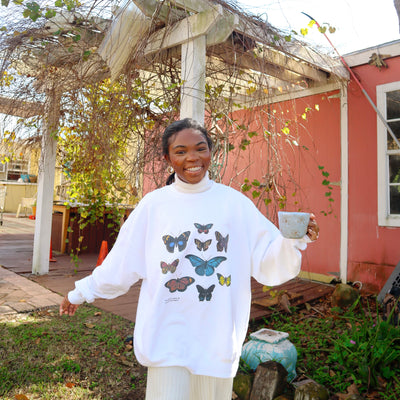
[145, 366, 233, 400]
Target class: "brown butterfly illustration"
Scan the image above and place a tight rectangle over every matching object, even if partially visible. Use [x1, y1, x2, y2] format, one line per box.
[160, 259, 179, 274]
[165, 277, 195, 293]
[195, 239, 212, 251]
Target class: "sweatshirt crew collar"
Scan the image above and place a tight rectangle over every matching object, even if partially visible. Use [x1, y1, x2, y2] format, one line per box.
[173, 173, 213, 193]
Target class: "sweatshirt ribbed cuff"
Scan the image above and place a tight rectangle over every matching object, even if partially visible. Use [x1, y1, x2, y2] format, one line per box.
[68, 288, 86, 305]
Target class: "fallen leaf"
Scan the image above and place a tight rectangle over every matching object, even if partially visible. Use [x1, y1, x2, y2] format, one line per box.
[85, 323, 95, 329]
[94, 312, 102, 316]
[334, 394, 348, 400]
[65, 382, 75, 388]
[15, 395, 29, 400]
[346, 382, 359, 395]
[18, 299, 26, 303]
[35, 338, 40, 345]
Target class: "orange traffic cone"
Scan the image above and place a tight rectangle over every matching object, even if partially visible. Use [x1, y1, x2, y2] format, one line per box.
[96, 240, 108, 267]
[49, 239, 56, 262]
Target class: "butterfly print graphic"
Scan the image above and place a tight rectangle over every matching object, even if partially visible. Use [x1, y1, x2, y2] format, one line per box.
[160, 259, 179, 274]
[162, 231, 190, 253]
[195, 239, 212, 251]
[165, 276, 195, 293]
[196, 285, 215, 301]
[217, 273, 231, 287]
[194, 223, 213, 234]
[185, 254, 227, 276]
[215, 231, 229, 252]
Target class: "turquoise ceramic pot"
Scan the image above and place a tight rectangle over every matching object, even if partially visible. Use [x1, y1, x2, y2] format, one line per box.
[241, 328, 297, 381]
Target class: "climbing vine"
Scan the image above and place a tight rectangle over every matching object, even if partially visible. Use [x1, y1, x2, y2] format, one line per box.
[0, 0, 342, 264]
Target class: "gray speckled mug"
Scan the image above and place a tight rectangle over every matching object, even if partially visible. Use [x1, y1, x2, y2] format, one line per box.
[278, 211, 310, 239]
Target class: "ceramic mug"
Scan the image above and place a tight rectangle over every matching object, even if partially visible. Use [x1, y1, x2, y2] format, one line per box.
[278, 211, 310, 239]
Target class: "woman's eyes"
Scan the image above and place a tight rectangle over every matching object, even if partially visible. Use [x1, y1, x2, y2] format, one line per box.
[175, 147, 207, 155]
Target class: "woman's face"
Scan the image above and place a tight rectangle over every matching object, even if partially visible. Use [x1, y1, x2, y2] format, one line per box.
[165, 128, 211, 184]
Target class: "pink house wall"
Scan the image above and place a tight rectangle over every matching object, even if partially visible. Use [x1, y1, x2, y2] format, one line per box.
[220, 91, 342, 278]
[141, 56, 400, 293]
[347, 56, 400, 292]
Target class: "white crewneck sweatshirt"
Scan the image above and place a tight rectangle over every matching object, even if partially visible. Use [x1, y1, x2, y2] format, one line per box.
[68, 175, 309, 378]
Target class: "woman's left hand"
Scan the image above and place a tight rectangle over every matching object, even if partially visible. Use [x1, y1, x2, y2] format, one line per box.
[307, 213, 319, 241]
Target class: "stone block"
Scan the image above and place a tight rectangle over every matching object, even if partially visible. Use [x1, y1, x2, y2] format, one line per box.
[250, 361, 287, 400]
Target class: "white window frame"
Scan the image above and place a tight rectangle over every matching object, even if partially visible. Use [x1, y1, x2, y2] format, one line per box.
[377, 81, 400, 227]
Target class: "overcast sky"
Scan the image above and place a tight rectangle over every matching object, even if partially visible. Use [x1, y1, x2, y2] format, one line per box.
[238, 0, 399, 55]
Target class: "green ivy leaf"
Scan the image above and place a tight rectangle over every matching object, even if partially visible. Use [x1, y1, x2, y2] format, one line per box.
[252, 191, 260, 199]
[264, 198, 272, 206]
[45, 9, 56, 19]
[1, 0, 10, 6]
[241, 183, 251, 192]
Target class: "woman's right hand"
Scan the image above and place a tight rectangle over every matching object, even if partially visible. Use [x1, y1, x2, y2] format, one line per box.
[59, 295, 79, 316]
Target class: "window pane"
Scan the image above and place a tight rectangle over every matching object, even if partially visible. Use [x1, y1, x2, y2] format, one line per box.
[389, 154, 400, 183]
[390, 185, 400, 214]
[387, 90, 400, 119]
[387, 121, 400, 150]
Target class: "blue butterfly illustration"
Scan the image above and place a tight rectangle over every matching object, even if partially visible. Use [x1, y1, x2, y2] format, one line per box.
[196, 284, 215, 301]
[162, 231, 190, 253]
[194, 223, 213, 234]
[195, 239, 212, 251]
[215, 231, 229, 252]
[185, 254, 227, 276]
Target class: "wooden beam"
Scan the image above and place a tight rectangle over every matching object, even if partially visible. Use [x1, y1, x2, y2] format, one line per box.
[209, 42, 310, 85]
[234, 19, 349, 80]
[133, 0, 187, 23]
[98, 0, 151, 81]
[206, 12, 238, 46]
[169, 0, 216, 13]
[0, 96, 44, 118]
[144, 5, 223, 55]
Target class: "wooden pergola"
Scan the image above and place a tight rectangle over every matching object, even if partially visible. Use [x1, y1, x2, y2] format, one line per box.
[1, 0, 348, 274]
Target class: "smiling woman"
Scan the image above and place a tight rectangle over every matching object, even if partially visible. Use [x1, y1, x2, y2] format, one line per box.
[60, 118, 319, 400]
[164, 128, 212, 184]
[161, 118, 213, 185]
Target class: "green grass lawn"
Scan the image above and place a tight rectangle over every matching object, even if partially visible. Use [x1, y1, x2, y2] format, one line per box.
[0, 305, 146, 400]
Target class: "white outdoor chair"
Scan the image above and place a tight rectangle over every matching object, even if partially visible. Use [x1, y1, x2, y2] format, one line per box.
[16, 196, 36, 218]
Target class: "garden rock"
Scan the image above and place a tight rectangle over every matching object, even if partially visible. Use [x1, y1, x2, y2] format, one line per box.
[293, 379, 329, 400]
[331, 283, 359, 308]
[233, 372, 253, 400]
[249, 361, 287, 400]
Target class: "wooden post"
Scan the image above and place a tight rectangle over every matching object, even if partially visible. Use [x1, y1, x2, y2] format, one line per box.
[180, 35, 206, 124]
[32, 87, 61, 275]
